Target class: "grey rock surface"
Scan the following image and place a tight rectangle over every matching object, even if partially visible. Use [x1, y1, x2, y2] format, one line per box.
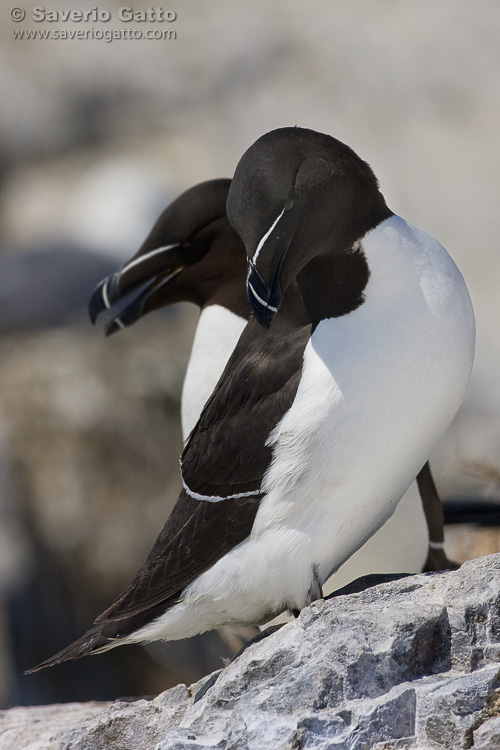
[474, 714, 500, 750]
[2, 554, 500, 749]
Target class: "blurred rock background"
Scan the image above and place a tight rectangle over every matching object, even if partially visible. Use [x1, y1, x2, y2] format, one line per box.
[0, 0, 499, 709]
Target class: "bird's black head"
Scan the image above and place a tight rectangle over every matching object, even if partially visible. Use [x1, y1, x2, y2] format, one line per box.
[227, 127, 391, 327]
[89, 179, 248, 335]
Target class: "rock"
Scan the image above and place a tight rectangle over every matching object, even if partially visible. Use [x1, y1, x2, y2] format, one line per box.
[2, 554, 500, 749]
[474, 715, 500, 750]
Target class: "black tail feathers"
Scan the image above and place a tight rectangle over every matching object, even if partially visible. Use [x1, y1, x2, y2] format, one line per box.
[24, 625, 115, 674]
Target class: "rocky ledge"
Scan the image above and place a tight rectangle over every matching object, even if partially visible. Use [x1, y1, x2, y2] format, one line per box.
[2, 554, 500, 750]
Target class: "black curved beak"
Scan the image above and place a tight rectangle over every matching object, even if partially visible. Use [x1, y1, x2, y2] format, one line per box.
[246, 263, 281, 328]
[89, 240, 186, 334]
[246, 235, 293, 328]
[88, 273, 121, 324]
[89, 266, 183, 336]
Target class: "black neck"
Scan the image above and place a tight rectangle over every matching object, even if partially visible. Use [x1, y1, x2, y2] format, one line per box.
[296, 245, 370, 328]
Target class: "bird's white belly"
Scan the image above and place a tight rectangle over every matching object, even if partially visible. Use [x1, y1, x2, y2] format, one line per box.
[261, 480, 428, 629]
[322, 479, 428, 590]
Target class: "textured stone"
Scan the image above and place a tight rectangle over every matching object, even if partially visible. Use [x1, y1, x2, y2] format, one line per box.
[2, 554, 500, 749]
[473, 715, 500, 750]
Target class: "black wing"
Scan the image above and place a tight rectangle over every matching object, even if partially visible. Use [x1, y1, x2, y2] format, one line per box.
[181, 317, 311, 498]
[95, 489, 260, 622]
[96, 317, 311, 623]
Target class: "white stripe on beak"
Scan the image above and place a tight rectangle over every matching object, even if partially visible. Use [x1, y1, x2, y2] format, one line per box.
[247, 282, 278, 313]
[102, 279, 112, 309]
[252, 209, 285, 264]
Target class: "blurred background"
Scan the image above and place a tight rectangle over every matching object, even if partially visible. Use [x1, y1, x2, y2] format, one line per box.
[0, 0, 499, 708]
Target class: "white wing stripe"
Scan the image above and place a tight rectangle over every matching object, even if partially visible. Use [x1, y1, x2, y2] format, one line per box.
[428, 541, 445, 550]
[182, 479, 258, 503]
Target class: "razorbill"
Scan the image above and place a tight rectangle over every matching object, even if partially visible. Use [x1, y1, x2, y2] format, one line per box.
[88, 179, 248, 438]
[28, 128, 474, 670]
[89, 179, 454, 579]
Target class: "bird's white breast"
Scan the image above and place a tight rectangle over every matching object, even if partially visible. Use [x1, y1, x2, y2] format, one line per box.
[254, 215, 475, 593]
[181, 304, 246, 439]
